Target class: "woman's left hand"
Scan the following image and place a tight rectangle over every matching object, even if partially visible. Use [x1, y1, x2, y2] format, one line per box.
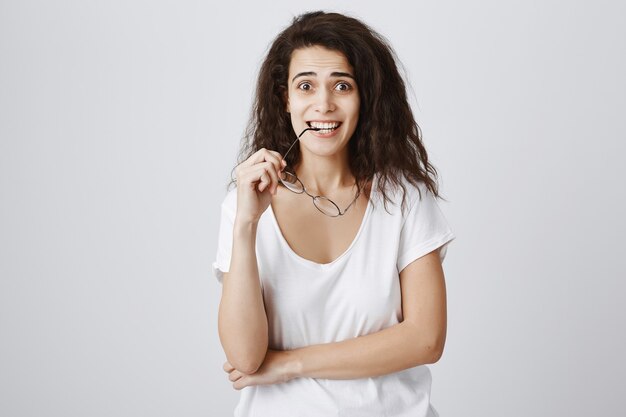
[223, 349, 300, 390]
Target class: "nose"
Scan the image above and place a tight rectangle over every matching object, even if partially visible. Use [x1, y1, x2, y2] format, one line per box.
[313, 88, 335, 113]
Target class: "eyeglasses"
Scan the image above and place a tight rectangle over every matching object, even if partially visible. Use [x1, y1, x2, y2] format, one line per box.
[279, 127, 361, 217]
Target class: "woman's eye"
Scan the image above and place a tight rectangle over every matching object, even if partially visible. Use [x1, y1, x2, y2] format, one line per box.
[335, 82, 352, 91]
[298, 82, 312, 91]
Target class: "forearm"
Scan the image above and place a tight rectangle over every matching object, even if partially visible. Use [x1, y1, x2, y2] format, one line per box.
[218, 219, 268, 374]
[289, 321, 443, 380]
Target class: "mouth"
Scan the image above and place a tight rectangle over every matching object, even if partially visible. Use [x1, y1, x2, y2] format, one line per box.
[306, 121, 342, 134]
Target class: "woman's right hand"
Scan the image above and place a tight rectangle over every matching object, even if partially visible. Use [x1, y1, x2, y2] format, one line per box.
[234, 148, 287, 225]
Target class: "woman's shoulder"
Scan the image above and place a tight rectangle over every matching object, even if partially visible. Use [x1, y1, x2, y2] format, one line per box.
[398, 172, 430, 198]
[374, 172, 432, 210]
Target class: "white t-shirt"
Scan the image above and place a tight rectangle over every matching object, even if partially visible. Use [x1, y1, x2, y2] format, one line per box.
[213, 173, 456, 417]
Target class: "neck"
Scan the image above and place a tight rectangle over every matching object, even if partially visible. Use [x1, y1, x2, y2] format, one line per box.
[294, 151, 354, 195]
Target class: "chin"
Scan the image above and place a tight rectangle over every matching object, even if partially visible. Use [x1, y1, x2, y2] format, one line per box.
[303, 141, 348, 158]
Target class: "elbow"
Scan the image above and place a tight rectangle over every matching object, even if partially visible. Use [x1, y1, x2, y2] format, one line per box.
[405, 322, 446, 365]
[421, 338, 445, 364]
[218, 314, 269, 374]
[219, 328, 268, 374]
[232, 358, 263, 375]
[426, 344, 444, 364]
[227, 349, 267, 375]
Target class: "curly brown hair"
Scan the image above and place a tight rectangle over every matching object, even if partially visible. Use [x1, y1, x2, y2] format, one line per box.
[230, 11, 443, 211]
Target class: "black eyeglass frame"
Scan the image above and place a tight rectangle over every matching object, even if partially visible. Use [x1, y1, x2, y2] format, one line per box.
[279, 127, 361, 218]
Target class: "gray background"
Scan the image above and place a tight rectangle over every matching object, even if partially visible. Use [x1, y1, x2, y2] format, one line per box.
[1, 0, 624, 416]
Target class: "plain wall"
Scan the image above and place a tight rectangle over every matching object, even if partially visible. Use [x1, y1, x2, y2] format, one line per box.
[1, 0, 624, 416]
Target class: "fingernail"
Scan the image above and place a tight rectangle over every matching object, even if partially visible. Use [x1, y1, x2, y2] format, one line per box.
[281, 160, 287, 166]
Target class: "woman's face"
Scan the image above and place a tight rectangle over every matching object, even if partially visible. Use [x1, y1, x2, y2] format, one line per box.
[286, 45, 360, 159]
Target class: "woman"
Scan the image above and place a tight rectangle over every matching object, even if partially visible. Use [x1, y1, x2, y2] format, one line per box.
[213, 11, 456, 417]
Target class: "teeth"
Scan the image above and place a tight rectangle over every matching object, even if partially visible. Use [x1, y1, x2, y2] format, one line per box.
[309, 122, 340, 130]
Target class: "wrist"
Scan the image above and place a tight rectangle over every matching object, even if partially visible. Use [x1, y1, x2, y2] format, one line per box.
[233, 217, 258, 234]
[284, 349, 304, 381]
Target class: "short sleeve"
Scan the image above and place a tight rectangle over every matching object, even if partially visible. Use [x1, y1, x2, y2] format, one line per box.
[396, 184, 456, 273]
[212, 189, 237, 284]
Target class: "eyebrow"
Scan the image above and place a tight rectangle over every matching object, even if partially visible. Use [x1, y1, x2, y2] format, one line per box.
[291, 71, 355, 83]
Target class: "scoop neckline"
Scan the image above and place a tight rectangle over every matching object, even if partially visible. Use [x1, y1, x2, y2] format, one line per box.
[267, 174, 377, 270]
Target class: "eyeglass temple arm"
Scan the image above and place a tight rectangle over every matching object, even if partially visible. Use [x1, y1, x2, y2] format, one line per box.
[283, 127, 322, 159]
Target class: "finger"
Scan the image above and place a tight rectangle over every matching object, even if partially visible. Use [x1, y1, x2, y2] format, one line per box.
[223, 362, 235, 373]
[258, 172, 271, 193]
[266, 149, 285, 168]
[241, 168, 271, 193]
[260, 162, 280, 193]
[240, 161, 279, 186]
[260, 149, 284, 172]
[239, 149, 266, 169]
[240, 148, 284, 173]
[233, 376, 248, 391]
[255, 151, 284, 189]
[242, 163, 280, 194]
[228, 370, 243, 382]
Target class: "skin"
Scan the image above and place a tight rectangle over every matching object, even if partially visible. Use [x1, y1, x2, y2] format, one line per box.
[223, 250, 447, 389]
[221, 46, 448, 390]
[285, 45, 360, 194]
[217, 46, 362, 376]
